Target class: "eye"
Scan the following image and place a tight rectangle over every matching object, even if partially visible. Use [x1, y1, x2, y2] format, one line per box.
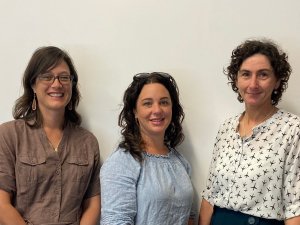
[59, 75, 71, 81]
[160, 99, 171, 106]
[142, 101, 152, 107]
[39, 73, 53, 81]
[258, 71, 270, 79]
[240, 72, 249, 77]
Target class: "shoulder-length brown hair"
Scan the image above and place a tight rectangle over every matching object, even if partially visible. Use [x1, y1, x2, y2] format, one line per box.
[13, 46, 81, 127]
[118, 72, 185, 162]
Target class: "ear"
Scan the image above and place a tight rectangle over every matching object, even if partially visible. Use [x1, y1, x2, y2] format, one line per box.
[31, 82, 36, 92]
[275, 79, 281, 89]
[133, 109, 137, 118]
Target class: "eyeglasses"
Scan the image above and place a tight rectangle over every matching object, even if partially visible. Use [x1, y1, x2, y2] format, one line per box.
[133, 72, 172, 81]
[38, 73, 74, 84]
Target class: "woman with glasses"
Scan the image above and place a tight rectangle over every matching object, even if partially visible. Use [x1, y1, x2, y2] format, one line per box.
[0, 46, 100, 225]
[199, 39, 300, 225]
[100, 72, 195, 225]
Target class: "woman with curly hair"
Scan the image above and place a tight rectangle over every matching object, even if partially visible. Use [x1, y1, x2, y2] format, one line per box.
[199, 39, 300, 225]
[100, 72, 195, 225]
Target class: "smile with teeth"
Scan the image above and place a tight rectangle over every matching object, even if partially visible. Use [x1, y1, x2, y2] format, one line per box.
[150, 118, 164, 124]
[49, 93, 64, 97]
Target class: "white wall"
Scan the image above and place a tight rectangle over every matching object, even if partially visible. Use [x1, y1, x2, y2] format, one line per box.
[1, 0, 300, 219]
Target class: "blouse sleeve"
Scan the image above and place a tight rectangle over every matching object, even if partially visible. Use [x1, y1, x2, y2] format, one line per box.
[282, 123, 300, 219]
[174, 149, 197, 220]
[0, 123, 16, 194]
[100, 149, 141, 225]
[84, 134, 101, 199]
[202, 124, 224, 206]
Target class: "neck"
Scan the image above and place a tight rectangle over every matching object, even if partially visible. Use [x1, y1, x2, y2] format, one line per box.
[40, 108, 65, 130]
[142, 134, 168, 155]
[243, 105, 276, 125]
[40, 110, 65, 151]
[239, 105, 277, 137]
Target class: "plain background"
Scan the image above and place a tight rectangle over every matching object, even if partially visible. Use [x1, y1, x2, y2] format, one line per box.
[1, 0, 300, 221]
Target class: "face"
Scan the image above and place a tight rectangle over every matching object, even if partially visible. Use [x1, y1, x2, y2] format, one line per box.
[32, 60, 72, 115]
[236, 53, 280, 108]
[134, 83, 172, 140]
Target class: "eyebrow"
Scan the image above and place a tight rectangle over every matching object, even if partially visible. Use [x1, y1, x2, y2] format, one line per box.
[238, 68, 273, 73]
[141, 97, 170, 101]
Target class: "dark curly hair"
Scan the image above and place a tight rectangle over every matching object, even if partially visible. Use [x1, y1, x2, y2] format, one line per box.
[224, 39, 292, 105]
[118, 72, 185, 162]
[13, 46, 81, 127]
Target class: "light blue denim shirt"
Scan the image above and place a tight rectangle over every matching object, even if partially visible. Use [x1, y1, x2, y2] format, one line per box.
[100, 147, 194, 225]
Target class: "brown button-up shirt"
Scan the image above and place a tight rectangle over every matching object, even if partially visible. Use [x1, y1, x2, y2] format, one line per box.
[0, 119, 100, 224]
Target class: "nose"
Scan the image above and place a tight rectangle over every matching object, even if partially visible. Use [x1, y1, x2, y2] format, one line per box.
[249, 75, 259, 88]
[51, 77, 63, 87]
[152, 103, 163, 114]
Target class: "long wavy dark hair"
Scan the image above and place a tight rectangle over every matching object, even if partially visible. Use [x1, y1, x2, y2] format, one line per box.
[13, 46, 81, 127]
[224, 39, 292, 105]
[118, 72, 185, 162]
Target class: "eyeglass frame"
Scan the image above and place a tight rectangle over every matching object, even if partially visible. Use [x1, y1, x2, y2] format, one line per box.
[133, 72, 171, 81]
[37, 73, 74, 85]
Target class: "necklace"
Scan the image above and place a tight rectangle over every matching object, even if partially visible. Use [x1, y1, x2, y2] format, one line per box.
[48, 140, 60, 151]
[43, 126, 63, 152]
[47, 135, 63, 152]
[240, 107, 276, 137]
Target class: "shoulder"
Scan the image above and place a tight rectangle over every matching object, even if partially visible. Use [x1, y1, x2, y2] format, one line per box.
[217, 114, 240, 132]
[275, 109, 300, 133]
[0, 119, 25, 129]
[68, 125, 99, 145]
[278, 109, 300, 123]
[66, 125, 100, 157]
[104, 148, 140, 167]
[0, 119, 27, 136]
[101, 148, 141, 177]
[172, 148, 192, 175]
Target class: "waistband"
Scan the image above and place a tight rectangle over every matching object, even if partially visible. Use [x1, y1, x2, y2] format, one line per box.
[211, 206, 284, 225]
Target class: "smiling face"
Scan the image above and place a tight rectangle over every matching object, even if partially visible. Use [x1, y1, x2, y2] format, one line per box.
[32, 60, 72, 115]
[134, 83, 172, 141]
[236, 54, 280, 109]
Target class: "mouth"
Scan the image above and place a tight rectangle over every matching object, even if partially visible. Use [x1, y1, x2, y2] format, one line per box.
[150, 118, 165, 125]
[48, 93, 64, 97]
[247, 92, 261, 95]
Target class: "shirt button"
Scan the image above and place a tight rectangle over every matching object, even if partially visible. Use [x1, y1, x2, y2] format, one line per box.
[248, 216, 256, 224]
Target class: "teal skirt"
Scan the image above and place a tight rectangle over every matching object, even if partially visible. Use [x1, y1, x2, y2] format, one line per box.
[211, 206, 284, 225]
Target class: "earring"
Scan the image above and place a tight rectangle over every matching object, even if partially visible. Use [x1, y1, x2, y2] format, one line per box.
[273, 90, 278, 95]
[68, 102, 72, 110]
[32, 93, 37, 111]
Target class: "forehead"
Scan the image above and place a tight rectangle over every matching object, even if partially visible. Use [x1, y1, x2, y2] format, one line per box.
[138, 83, 170, 99]
[240, 53, 272, 70]
[46, 60, 70, 72]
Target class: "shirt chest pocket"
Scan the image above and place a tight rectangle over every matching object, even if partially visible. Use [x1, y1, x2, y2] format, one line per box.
[65, 157, 90, 197]
[67, 157, 89, 181]
[17, 156, 46, 185]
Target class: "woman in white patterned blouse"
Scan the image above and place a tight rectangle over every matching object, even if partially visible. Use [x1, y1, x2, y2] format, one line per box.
[199, 39, 300, 225]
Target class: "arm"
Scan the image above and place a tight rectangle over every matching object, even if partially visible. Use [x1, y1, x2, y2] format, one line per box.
[188, 218, 194, 225]
[100, 150, 140, 225]
[198, 199, 213, 225]
[80, 195, 100, 225]
[0, 189, 26, 225]
[282, 122, 300, 224]
[285, 216, 300, 225]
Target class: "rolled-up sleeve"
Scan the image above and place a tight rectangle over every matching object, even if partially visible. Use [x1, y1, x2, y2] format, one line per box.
[0, 123, 16, 194]
[84, 136, 101, 199]
[100, 149, 141, 225]
[283, 126, 300, 219]
[202, 128, 223, 206]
